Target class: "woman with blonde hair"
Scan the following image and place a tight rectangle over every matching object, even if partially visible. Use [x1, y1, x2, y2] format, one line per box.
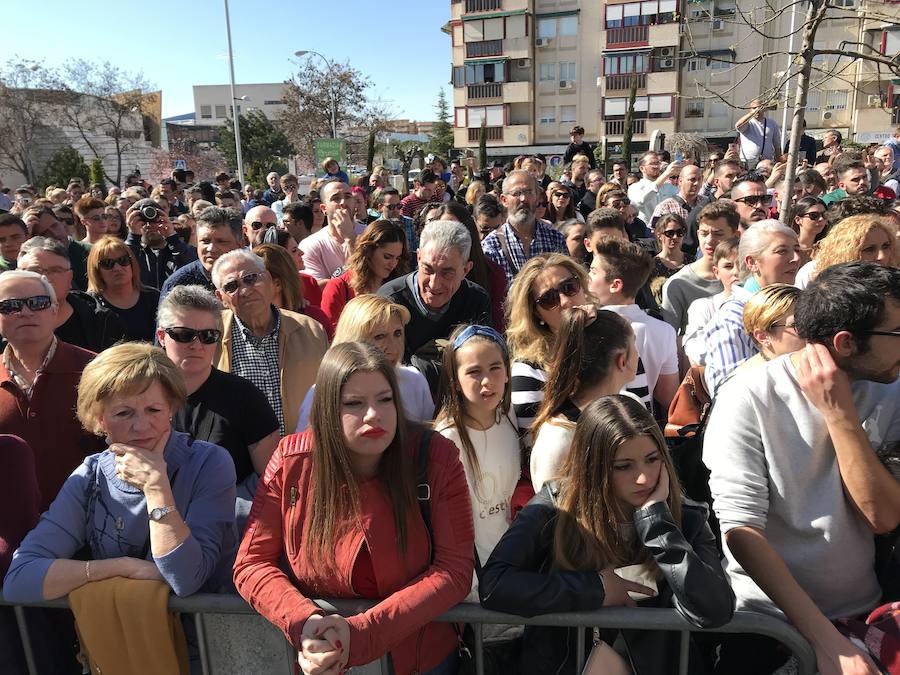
[480, 395, 733, 675]
[738, 283, 805, 372]
[87, 236, 159, 341]
[295, 294, 434, 431]
[320, 219, 408, 327]
[795, 214, 898, 288]
[234, 342, 473, 675]
[506, 253, 591, 443]
[465, 180, 486, 207]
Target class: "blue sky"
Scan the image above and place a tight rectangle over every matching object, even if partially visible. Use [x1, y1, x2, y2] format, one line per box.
[4, 0, 452, 121]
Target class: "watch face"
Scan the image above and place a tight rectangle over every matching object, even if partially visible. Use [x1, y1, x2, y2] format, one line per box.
[151, 508, 163, 520]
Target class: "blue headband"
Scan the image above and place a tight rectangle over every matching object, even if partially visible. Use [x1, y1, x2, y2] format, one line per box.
[451, 325, 508, 358]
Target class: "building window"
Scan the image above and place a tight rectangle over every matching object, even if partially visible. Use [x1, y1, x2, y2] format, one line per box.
[467, 104, 505, 127]
[688, 3, 708, 19]
[710, 58, 731, 71]
[559, 15, 578, 36]
[826, 90, 848, 110]
[539, 106, 556, 124]
[214, 104, 226, 118]
[606, 0, 678, 29]
[560, 105, 577, 123]
[832, 0, 855, 6]
[806, 90, 821, 111]
[603, 94, 673, 118]
[453, 66, 466, 87]
[200, 105, 212, 119]
[455, 107, 466, 127]
[685, 99, 705, 118]
[559, 61, 577, 82]
[539, 62, 557, 81]
[709, 101, 728, 117]
[687, 58, 704, 72]
[263, 100, 283, 106]
[605, 53, 648, 74]
[537, 18, 556, 39]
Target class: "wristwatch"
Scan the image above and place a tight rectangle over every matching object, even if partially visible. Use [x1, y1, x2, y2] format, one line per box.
[149, 505, 176, 522]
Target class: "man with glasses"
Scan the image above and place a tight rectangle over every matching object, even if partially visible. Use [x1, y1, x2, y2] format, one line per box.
[74, 196, 109, 246]
[298, 180, 366, 281]
[0, 270, 101, 514]
[729, 175, 771, 232]
[18, 237, 125, 352]
[272, 173, 301, 223]
[705, 262, 900, 675]
[577, 169, 605, 219]
[482, 170, 567, 284]
[628, 151, 683, 225]
[651, 164, 709, 257]
[243, 205, 277, 248]
[22, 204, 90, 291]
[373, 187, 416, 252]
[212, 249, 327, 436]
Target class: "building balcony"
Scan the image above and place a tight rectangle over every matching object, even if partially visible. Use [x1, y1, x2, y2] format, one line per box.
[465, 0, 502, 11]
[605, 119, 646, 136]
[467, 82, 503, 100]
[605, 73, 647, 92]
[468, 126, 504, 142]
[605, 25, 649, 49]
[463, 80, 531, 104]
[466, 39, 503, 58]
[463, 124, 531, 145]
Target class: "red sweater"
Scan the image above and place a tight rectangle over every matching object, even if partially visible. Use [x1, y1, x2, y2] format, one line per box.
[0, 341, 100, 511]
[319, 269, 356, 329]
[0, 435, 40, 576]
[234, 430, 474, 674]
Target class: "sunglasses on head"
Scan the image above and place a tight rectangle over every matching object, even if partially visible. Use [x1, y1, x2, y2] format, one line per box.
[663, 228, 686, 238]
[163, 326, 222, 345]
[0, 295, 52, 315]
[535, 276, 581, 311]
[221, 272, 264, 295]
[99, 254, 131, 270]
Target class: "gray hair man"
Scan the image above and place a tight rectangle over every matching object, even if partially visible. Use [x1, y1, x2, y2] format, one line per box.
[210, 249, 327, 436]
[378, 219, 492, 391]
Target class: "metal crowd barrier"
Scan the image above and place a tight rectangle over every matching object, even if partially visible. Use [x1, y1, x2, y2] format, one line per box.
[1, 593, 817, 675]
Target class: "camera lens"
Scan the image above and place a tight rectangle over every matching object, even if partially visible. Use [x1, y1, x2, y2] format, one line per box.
[139, 205, 158, 222]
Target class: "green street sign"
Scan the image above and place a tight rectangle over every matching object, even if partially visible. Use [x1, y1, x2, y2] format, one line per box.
[314, 138, 347, 175]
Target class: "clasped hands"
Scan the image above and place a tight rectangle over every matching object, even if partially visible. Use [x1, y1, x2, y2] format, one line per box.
[299, 614, 351, 675]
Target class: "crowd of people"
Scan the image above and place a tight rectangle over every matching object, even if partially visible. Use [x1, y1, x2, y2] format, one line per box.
[0, 122, 898, 675]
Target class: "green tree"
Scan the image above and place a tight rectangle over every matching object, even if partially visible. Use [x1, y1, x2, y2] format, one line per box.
[39, 146, 90, 192]
[246, 159, 288, 189]
[478, 121, 488, 171]
[428, 89, 454, 158]
[89, 157, 107, 194]
[218, 109, 293, 181]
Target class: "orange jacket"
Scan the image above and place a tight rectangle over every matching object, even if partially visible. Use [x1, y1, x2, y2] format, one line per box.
[233, 430, 474, 674]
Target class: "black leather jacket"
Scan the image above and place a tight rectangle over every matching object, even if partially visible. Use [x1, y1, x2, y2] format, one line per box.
[479, 485, 735, 675]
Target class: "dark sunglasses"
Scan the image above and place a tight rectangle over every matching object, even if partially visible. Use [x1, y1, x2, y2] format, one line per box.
[802, 211, 825, 221]
[0, 295, 52, 315]
[250, 221, 272, 231]
[99, 254, 131, 270]
[552, 191, 571, 199]
[537, 201, 549, 208]
[662, 228, 686, 238]
[221, 272, 264, 294]
[535, 277, 581, 310]
[385, 204, 402, 210]
[734, 194, 772, 206]
[163, 326, 222, 345]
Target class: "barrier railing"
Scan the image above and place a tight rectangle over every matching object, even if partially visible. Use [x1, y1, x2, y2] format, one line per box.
[1, 593, 817, 675]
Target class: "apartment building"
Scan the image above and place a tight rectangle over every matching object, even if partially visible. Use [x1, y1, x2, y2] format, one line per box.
[192, 83, 287, 126]
[447, 0, 899, 163]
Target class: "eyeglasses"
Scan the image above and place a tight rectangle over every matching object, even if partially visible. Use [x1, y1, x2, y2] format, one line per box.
[535, 276, 581, 310]
[0, 295, 52, 315]
[384, 204, 402, 211]
[250, 221, 272, 231]
[802, 211, 825, 221]
[862, 329, 900, 337]
[505, 189, 535, 198]
[163, 326, 223, 345]
[734, 194, 772, 206]
[662, 229, 686, 238]
[22, 265, 71, 276]
[282, 184, 298, 191]
[770, 321, 797, 331]
[99, 255, 131, 270]
[668, 175, 680, 182]
[220, 272, 265, 294]
[552, 191, 571, 199]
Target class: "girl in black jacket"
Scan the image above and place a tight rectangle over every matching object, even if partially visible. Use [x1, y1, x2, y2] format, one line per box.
[480, 395, 734, 675]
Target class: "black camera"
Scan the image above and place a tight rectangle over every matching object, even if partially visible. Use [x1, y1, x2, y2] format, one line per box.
[139, 204, 159, 222]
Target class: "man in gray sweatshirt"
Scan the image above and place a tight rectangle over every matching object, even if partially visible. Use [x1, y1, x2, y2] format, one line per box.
[704, 261, 900, 675]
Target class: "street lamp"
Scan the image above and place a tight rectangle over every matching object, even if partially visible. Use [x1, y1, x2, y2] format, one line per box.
[223, 0, 245, 185]
[294, 50, 338, 139]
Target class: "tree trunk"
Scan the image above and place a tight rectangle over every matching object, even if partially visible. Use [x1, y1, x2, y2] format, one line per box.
[780, 1, 822, 223]
[366, 130, 375, 172]
[479, 121, 488, 171]
[622, 76, 638, 170]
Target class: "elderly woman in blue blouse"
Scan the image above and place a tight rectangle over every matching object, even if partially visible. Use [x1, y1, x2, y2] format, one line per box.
[3, 342, 237, 602]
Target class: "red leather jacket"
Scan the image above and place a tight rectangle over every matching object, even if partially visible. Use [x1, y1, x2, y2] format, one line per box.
[233, 430, 474, 674]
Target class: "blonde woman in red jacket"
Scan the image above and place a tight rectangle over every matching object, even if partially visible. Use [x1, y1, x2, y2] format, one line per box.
[234, 341, 474, 675]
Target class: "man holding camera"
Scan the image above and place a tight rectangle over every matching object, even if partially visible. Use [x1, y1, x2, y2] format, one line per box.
[125, 198, 197, 289]
[735, 98, 782, 168]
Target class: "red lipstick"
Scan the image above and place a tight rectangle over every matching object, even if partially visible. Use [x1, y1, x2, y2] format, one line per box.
[361, 427, 386, 438]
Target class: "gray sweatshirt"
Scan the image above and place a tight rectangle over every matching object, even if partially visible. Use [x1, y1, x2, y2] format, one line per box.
[703, 355, 900, 621]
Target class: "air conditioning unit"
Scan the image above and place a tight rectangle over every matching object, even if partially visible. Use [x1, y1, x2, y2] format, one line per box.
[535, 38, 550, 47]
[660, 58, 675, 69]
[712, 18, 725, 29]
[867, 94, 882, 107]
[659, 47, 675, 57]
[823, 111, 833, 120]
[559, 80, 574, 89]
[517, 58, 530, 68]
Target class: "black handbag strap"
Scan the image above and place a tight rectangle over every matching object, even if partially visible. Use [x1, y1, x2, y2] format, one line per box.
[495, 228, 520, 276]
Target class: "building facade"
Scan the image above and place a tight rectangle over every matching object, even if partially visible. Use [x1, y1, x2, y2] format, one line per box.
[447, 0, 899, 163]
[192, 83, 287, 126]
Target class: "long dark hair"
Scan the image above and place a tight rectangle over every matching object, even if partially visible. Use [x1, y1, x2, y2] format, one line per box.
[788, 196, 826, 234]
[546, 185, 577, 223]
[307, 342, 416, 570]
[347, 219, 409, 293]
[531, 308, 633, 438]
[427, 200, 492, 291]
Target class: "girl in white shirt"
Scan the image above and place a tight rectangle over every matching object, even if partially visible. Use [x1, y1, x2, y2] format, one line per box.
[434, 324, 521, 602]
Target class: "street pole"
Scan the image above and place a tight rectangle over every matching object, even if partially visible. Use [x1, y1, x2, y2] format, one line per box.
[780, 2, 798, 152]
[224, 0, 244, 186]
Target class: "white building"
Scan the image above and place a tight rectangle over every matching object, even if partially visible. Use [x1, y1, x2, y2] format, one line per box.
[192, 83, 287, 125]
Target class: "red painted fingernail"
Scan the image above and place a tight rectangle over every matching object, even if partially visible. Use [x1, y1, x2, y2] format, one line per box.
[335, 640, 343, 649]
